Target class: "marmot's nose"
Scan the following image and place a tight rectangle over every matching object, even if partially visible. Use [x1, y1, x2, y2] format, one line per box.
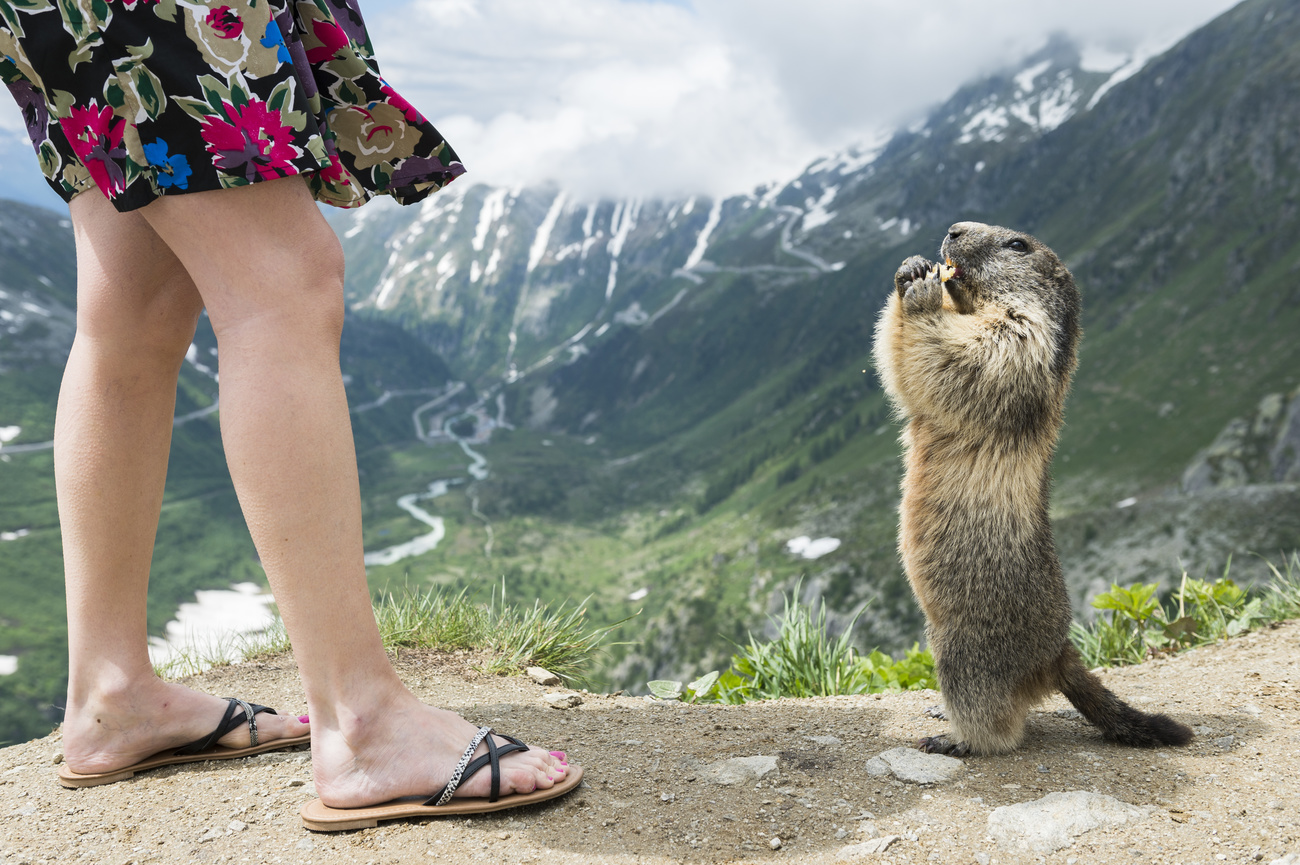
[948, 222, 975, 240]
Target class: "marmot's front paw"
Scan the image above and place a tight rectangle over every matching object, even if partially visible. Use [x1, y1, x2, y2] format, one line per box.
[894, 255, 934, 300]
[903, 273, 945, 316]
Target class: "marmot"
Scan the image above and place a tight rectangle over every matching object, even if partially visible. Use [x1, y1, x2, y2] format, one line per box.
[871, 221, 1193, 756]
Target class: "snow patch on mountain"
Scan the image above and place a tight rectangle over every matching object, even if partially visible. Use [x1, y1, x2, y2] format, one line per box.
[528, 191, 567, 273]
[1086, 49, 1156, 110]
[434, 252, 456, 291]
[1014, 59, 1053, 94]
[805, 133, 890, 177]
[959, 103, 1010, 144]
[603, 198, 642, 299]
[1079, 45, 1130, 74]
[1008, 70, 1080, 132]
[800, 185, 838, 233]
[683, 197, 722, 269]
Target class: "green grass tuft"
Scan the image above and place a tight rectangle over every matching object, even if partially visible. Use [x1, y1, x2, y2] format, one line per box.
[1071, 551, 1299, 668]
[649, 583, 935, 703]
[154, 583, 627, 687]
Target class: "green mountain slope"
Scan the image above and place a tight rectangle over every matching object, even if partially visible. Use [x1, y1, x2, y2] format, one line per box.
[3, 0, 1298, 742]
[328, 0, 1300, 686]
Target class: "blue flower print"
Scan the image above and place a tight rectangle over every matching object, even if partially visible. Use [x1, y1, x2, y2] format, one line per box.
[261, 19, 292, 64]
[142, 138, 192, 189]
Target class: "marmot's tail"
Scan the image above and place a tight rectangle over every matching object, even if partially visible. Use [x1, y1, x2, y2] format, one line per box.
[1054, 643, 1194, 747]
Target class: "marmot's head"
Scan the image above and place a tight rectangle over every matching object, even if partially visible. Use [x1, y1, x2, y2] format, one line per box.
[939, 221, 1081, 375]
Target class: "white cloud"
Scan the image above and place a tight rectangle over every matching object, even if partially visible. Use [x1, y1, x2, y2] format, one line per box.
[0, 0, 1245, 207]
[365, 0, 1240, 197]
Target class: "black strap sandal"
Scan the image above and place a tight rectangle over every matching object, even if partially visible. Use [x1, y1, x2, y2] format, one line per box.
[174, 697, 272, 755]
[300, 726, 584, 831]
[58, 697, 311, 788]
[427, 726, 530, 805]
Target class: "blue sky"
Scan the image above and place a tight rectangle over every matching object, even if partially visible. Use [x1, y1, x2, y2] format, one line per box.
[1, 0, 1241, 209]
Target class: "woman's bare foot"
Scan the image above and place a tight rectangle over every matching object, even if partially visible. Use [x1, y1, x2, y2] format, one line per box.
[310, 691, 567, 809]
[62, 676, 310, 775]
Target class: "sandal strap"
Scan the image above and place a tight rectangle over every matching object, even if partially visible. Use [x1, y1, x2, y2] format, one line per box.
[173, 698, 276, 756]
[424, 729, 530, 806]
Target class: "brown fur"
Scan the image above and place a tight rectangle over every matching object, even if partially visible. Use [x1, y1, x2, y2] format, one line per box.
[872, 221, 1192, 755]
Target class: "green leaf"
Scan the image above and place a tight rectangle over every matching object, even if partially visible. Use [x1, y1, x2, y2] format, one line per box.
[1161, 615, 1198, 644]
[687, 671, 719, 699]
[647, 680, 683, 700]
[1092, 583, 1160, 623]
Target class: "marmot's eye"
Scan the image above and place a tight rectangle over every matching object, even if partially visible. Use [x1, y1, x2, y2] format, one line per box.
[1005, 238, 1029, 253]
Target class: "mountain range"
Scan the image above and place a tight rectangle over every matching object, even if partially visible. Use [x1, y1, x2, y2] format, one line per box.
[1, 0, 1297, 744]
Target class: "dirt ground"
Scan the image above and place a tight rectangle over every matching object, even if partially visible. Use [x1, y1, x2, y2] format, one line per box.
[1, 620, 1297, 865]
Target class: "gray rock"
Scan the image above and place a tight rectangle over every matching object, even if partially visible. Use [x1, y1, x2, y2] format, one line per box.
[806, 734, 843, 746]
[526, 666, 562, 686]
[704, 755, 778, 786]
[543, 692, 583, 709]
[865, 756, 891, 777]
[1270, 855, 1300, 865]
[865, 747, 965, 784]
[1182, 387, 1300, 491]
[988, 791, 1157, 853]
[838, 835, 900, 858]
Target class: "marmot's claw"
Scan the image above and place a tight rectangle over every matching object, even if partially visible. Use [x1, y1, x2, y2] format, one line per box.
[895, 255, 935, 299]
[918, 735, 970, 757]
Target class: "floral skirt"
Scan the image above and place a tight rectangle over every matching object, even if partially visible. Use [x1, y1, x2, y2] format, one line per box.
[0, 0, 464, 211]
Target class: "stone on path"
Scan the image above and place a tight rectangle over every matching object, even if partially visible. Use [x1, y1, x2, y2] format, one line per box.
[526, 666, 561, 686]
[863, 747, 965, 784]
[543, 692, 583, 709]
[838, 835, 900, 859]
[988, 791, 1157, 853]
[704, 755, 778, 786]
[1270, 855, 1300, 865]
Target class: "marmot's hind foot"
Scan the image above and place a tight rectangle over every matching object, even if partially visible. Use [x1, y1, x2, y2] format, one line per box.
[917, 735, 970, 757]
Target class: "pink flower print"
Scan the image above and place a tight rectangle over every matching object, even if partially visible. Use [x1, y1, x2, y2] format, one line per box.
[59, 101, 127, 198]
[205, 6, 244, 39]
[378, 79, 426, 125]
[200, 99, 300, 182]
[317, 148, 349, 186]
[306, 16, 349, 64]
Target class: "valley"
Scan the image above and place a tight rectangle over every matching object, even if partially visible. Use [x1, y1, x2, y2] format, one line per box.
[1, 0, 1298, 747]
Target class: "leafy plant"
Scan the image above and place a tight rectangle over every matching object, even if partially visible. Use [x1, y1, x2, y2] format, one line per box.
[1072, 553, 1292, 668]
[647, 583, 935, 703]
[1261, 551, 1300, 621]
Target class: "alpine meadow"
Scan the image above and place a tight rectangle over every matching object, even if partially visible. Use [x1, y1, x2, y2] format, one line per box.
[0, 0, 1297, 746]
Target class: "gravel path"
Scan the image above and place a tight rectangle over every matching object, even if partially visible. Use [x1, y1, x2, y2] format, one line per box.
[2, 621, 1298, 864]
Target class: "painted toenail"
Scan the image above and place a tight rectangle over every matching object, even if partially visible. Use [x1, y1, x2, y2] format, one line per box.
[549, 750, 566, 760]
[298, 715, 310, 723]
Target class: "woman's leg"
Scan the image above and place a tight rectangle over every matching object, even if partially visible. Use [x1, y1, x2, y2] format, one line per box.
[58, 190, 307, 774]
[134, 176, 562, 807]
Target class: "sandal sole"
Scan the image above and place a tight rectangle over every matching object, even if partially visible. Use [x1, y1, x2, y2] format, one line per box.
[300, 763, 583, 831]
[57, 734, 312, 788]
